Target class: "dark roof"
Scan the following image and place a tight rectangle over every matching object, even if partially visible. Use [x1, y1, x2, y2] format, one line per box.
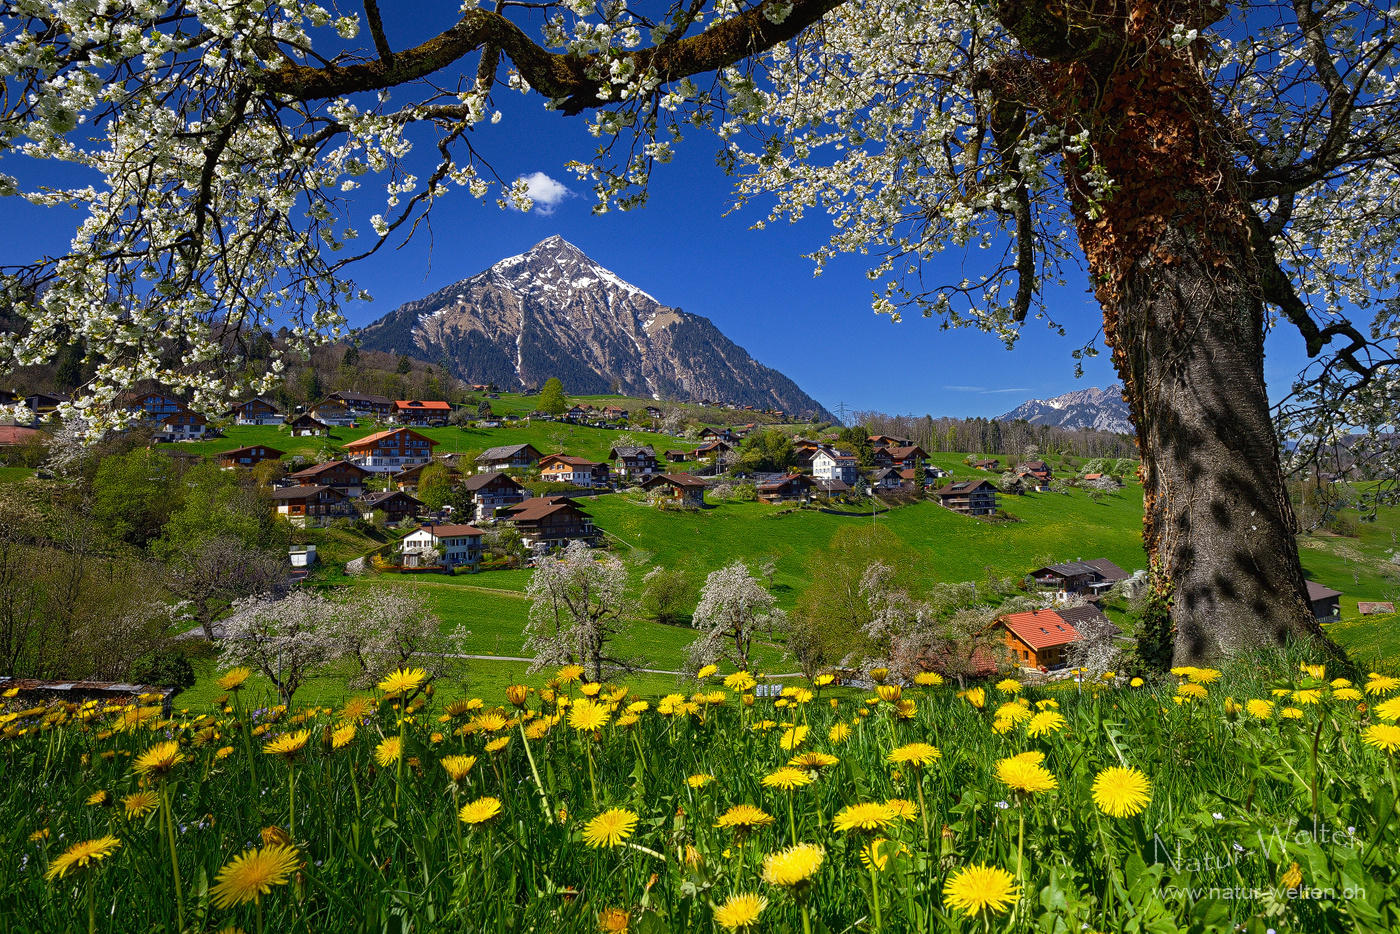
[935, 480, 996, 495]
[506, 498, 591, 521]
[271, 484, 344, 500]
[641, 473, 708, 489]
[610, 445, 657, 459]
[1306, 581, 1343, 601]
[1035, 561, 1102, 577]
[477, 443, 540, 462]
[757, 473, 815, 490]
[813, 478, 850, 492]
[288, 459, 367, 479]
[460, 471, 523, 492]
[361, 490, 423, 507]
[870, 467, 899, 480]
[1053, 605, 1118, 638]
[345, 427, 437, 449]
[1080, 558, 1130, 582]
[220, 445, 285, 459]
[287, 413, 327, 426]
[230, 396, 280, 412]
[330, 391, 392, 405]
[539, 454, 603, 468]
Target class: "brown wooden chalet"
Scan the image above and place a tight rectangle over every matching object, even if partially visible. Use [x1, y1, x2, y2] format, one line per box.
[325, 391, 393, 419]
[1306, 581, 1343, 621]
[1029, 559, 1130, 596]
[694, 439, 733, 460]
[271, 485, 356, 526]
[392, 399, 452, 425]
[460, 471, 528, 522]
[287, 413, 330, 436]
[503, 497, 597, 550]
[640, 473, 707, 507]
[475, 443, 542, 474]
[287, 460, 371, 496]
[538, 454, 611, 488]
[160, 410, 210, 439]
[394, 461, 462, 492]
[358, 490, 424, 524]
[664, 449, 692, 463]
[308, 397, 356, 426]
[757, 473, 815, 504]
[610, 445, 658, 481]
[933, 479, 998, 516]
[972, 459, 1001, 471]
[228, 397, 283, 425]
[996, 610, 1081, 669]
[218, 444, 285, 469]
[343, 427, 438, 472]
[123, 390, 183, 418]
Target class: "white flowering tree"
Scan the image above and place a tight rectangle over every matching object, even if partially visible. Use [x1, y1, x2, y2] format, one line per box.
[2, 1, 1398, 664]
[329, 585, 470, 687]
[686, 560, 785, 672]
[524, 540, 632, 682]
[219, 590, 340, 705]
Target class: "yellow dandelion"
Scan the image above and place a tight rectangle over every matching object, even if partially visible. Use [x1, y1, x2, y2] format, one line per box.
[914, 671, 944, 686]
[832, 801, 897, 833]
[121, 791, 159, 819]
[217, 668, 252, 692]
[210, 844, 301, 908]
[713, 893, 767, 931]
[87, 790, 109, 807]
[887, 742, 941, 767]
[943, 863, 1019, 916]
[1280, 707, 1305, 720]
[697, 664, 719, 680]
[761, 843, 825, 887]
[1365, 674, 1400, 695]
[331, 724, 356, 749]
[598, 906, 631, 933]
[959, 687, 986, 709]
[1026, 711, 1068, 738]
[994, 702, 1032, 724]
[582, 808, 639, 848]
[373, 736, 402, 766]
[995, 678, 1022, 694]
[627, 700, 650, 713]
[459, 796, 504, 825]
[716, 804, 775, 834]
[580, 682, 602, 697]
[991, 717, 1016, 735]
[1130, 677, 1144, 687]
[995, 755, 1057, 795]
[1374, 695, 1400, 721]
[687, 774, 714, 788]
[1245, 699, 1274, 720]
[1363, 724, 1400, 753]
[1187, 668, 1222, 684]
[779, 725, 809, 751]
[813, 674, 836, 687]
[615, 714, 639, 730]
[724, 672, 757, 692]
[788, 751, 839, 771]
[485, 737, 510, 754]
[556, 665, 585, 684]
[568, 700, 610, 732]
[885, 798, 918, 821]
[1300, 663, 1326, 680]
[262, 730, 310, 759]
[1091, 766, 1152, 817]
[1176, 683, 1208, 701]
[875, 684, 902, 703]
[828, 722, 852, 744]
[378, 667, 429, 697]
[762, 767, 814, 791]
[132, 741, 185, 779]
[441, 754, 477, 782]
[44, 836, 122, 881]
[1334, 687, 1363, 701]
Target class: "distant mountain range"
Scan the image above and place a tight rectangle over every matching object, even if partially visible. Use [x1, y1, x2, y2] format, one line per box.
[997, 385, 1134, 435]
[355, 236, 833, 420]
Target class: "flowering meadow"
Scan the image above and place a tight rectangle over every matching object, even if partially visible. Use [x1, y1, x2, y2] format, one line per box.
[6, 657, 1400, 933]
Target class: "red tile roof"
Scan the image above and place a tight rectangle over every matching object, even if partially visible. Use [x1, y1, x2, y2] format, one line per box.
[395, 400, 451, 411]
[344, 428, 438, 450]
[999, 610, 1081, 651]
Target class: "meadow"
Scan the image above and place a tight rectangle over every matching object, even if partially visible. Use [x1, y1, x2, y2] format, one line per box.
[8, 656, 1400, 933]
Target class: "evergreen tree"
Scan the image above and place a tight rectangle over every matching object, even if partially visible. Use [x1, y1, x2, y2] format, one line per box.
[396, 354, 412, 375]
[341, 344, 360, 368]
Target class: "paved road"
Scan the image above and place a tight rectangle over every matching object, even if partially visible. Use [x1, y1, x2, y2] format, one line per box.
[441, 653, 803, 678]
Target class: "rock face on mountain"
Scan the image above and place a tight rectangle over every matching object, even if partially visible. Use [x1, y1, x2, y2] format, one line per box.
[355, 236, 832, 419]
[997, 386, 1134, 435]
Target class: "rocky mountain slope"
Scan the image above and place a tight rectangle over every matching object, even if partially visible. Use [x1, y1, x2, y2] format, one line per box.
[355, 236, 832, 420]
[997, 385, 1134, 435]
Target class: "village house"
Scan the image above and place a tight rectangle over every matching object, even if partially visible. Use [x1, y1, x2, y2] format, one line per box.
[503, 497, 597, 550]
[1359, 602, 1396, 616]
[694, 439, 733, 462]
[1306, 581, 1343, 621]
[475, 443, 542, 474]
[664, 449, 692, 463]
[286, 413, 330, 437]
[393, 461, 461, 493]
[699, 426, 739, 443]
[1029, 559, 1131, 597]
[610, 445, 658, 482]
[159, 410, 211, 440]
[23, 392, 66, 419]
[757, 473, 816, 504]
[308, 397, 357, 427]
[228, 397, 284, 425]
[868, 434, 913, 447]
[538, 454, 611, 488]
[972, 458, 1001, 471]
[287, 460, 372, 497]
[869, 467, 906, 491]
[644, 406, 664, 419]
[599, 405, 629, 421]
[813, 477, 850, 496]
[460, 471, 530, 522]
[400, 523, 484, 569]
[884, 445, 929, 470]
[640, 473, 708, 507]
[0, 425, 44, 448]
[392, 399, 452, 426]
[270, 485, 356, 527]
[324, 391, 393, 420]
[1018, 459, 1053, 480]
[811, 449, 860, 485]
[218, 444, 285, 469]
[933, 479, 999, 516]
[123, 391, 183, 419]
[344, 427, 439, 472]
[359, 490, 425, 524]
[996, 609, 1081, 669]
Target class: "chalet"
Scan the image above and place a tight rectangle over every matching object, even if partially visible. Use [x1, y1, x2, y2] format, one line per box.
[393, 461, 461, 493]
[308, 397, 357, 426]
[160, 410, 210, 440]
[565, 404, 591, 420]
[599, 405, 629, 420]
[218, 444, 285, 469]
[1017, 460, 1053, 481]
[270, 485, 356, 527]
[933, 479, 998, 516]
[1029, 559, 1130, 597]
[1306, 581, 1343, 621]
[927, 465, 951, 479]
[757, 473, 815, 504]
[344, 427, 438, 472]
[538, 454, 610, 488]
[392, 399, 452, 426]
[503, 497, 597, 550]
[664, 449, 692, 463]
[813, 477, 850, 496]
[0, 389, 14, 405]
[640, 473, 707, 507]
[228, 397, 283, 426]
[1360, 602, 1396, 616]
[287, 460, 372, 497]
[972, 459, 1001, 471]
[884, 445, 928, 470]
[694, 440, 733, 461]
[400, 523, 484, 568]
[811, 449, 859, 485]
[869, 467, 905, 491]
[359, 490, 425, 524]
[610, 445, 658, 481]
[699, 427, 739, 443]
[325, 391, 393, 420]
[476, 443, 542, 474]
[123, 391, 182, 419]
[645, 406, 664, 419]
[997, 610, 1081, 669]
[287, 413, 330, 437]
[460, 471, 529, 522]
[868, 434, 913, 447]
[24, 392, 66, 418]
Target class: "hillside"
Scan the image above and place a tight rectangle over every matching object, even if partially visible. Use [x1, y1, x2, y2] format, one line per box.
[355, 236, 833, 419]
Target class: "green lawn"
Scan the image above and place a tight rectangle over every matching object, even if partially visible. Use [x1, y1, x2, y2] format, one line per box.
[0, 466, 35, 483]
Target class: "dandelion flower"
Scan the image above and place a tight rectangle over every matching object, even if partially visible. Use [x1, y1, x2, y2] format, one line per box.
[713, 893, 767, 931]
[994, 702, 1032, 724]
[44, 836, 122, 880]
[995, 755, 1057, 795]
[1187, 668, 1222, 684]
[459, 796, 503, 825]
[887, 742, 941, 767]
[832, 802, 897, 833]
[875, 685, 902, 703]
[697, 664, 719, 680]
[484, 737, 510, 754]
[724, 672, 757, 692]
[1091, 766, 1152, 817]
[914, 671, 944, 686]
[788, 751, 839, 771]
[121, 791, 159, 819]
[374, 736, 403, 766]
[860, 837, 907, 870]
[687, 774, 714, 788]
[615, 714, 639, 730]
[1292, 689, 1323, 705]
[992, 718, 1016, 735]
[132, 741, 185, 779]
[331, 724, 356, 749]
[568, 700, 610, 732]
[217, 668, 251, 692]
[441, 755, 477, 782]
[943, 863, 1019, 916]
[557, 665, 585, 684]
[1176, 683, 1208, 701]
[1363, 724, 1400, 753]
[1281, 861, 1303, 889]
[959, 687, 986, 709]
[1334, 688, 1363, 701]
[86, 790, 109, 807]
[1130, 677, 1144, 687]
[779, 725, 808, 751]
[1365, 674, 1400, 695]
[995, 678, 1021, 694]
[583, 808, 639, 848]
[340, 696, 374, 722]
[1375, 696, 1400, 721]
[580, 682, 603, 698]
[1026, 711, 1068, 738]
[761, 843, 824, 888]
[1300, 663, 1326, 680]
[762, 767, 814, 791]
[885, 798, 918, 821]
[715, 804, 776, 834]
[828, 722, 852, 744]
[1280, 707, 1305, 720]
[598, 907, 630, 932]
[210, 844, 301, 908]
[262, 730, 310, 759]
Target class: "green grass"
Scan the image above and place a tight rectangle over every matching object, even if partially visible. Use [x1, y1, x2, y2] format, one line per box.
[0, 466, 35, 482]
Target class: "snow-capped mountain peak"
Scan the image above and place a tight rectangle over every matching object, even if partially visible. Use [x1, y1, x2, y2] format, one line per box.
[997, 385, 1133, 435]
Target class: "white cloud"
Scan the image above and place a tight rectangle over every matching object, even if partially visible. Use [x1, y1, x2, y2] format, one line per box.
[517, 172, 572, 215]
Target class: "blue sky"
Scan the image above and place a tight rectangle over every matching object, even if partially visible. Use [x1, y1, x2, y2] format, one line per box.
[0, 2, 1316, 419]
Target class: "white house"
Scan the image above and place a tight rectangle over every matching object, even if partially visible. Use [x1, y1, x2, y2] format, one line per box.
[400, 523, 485, 569]
[811, 449, 859, 485]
